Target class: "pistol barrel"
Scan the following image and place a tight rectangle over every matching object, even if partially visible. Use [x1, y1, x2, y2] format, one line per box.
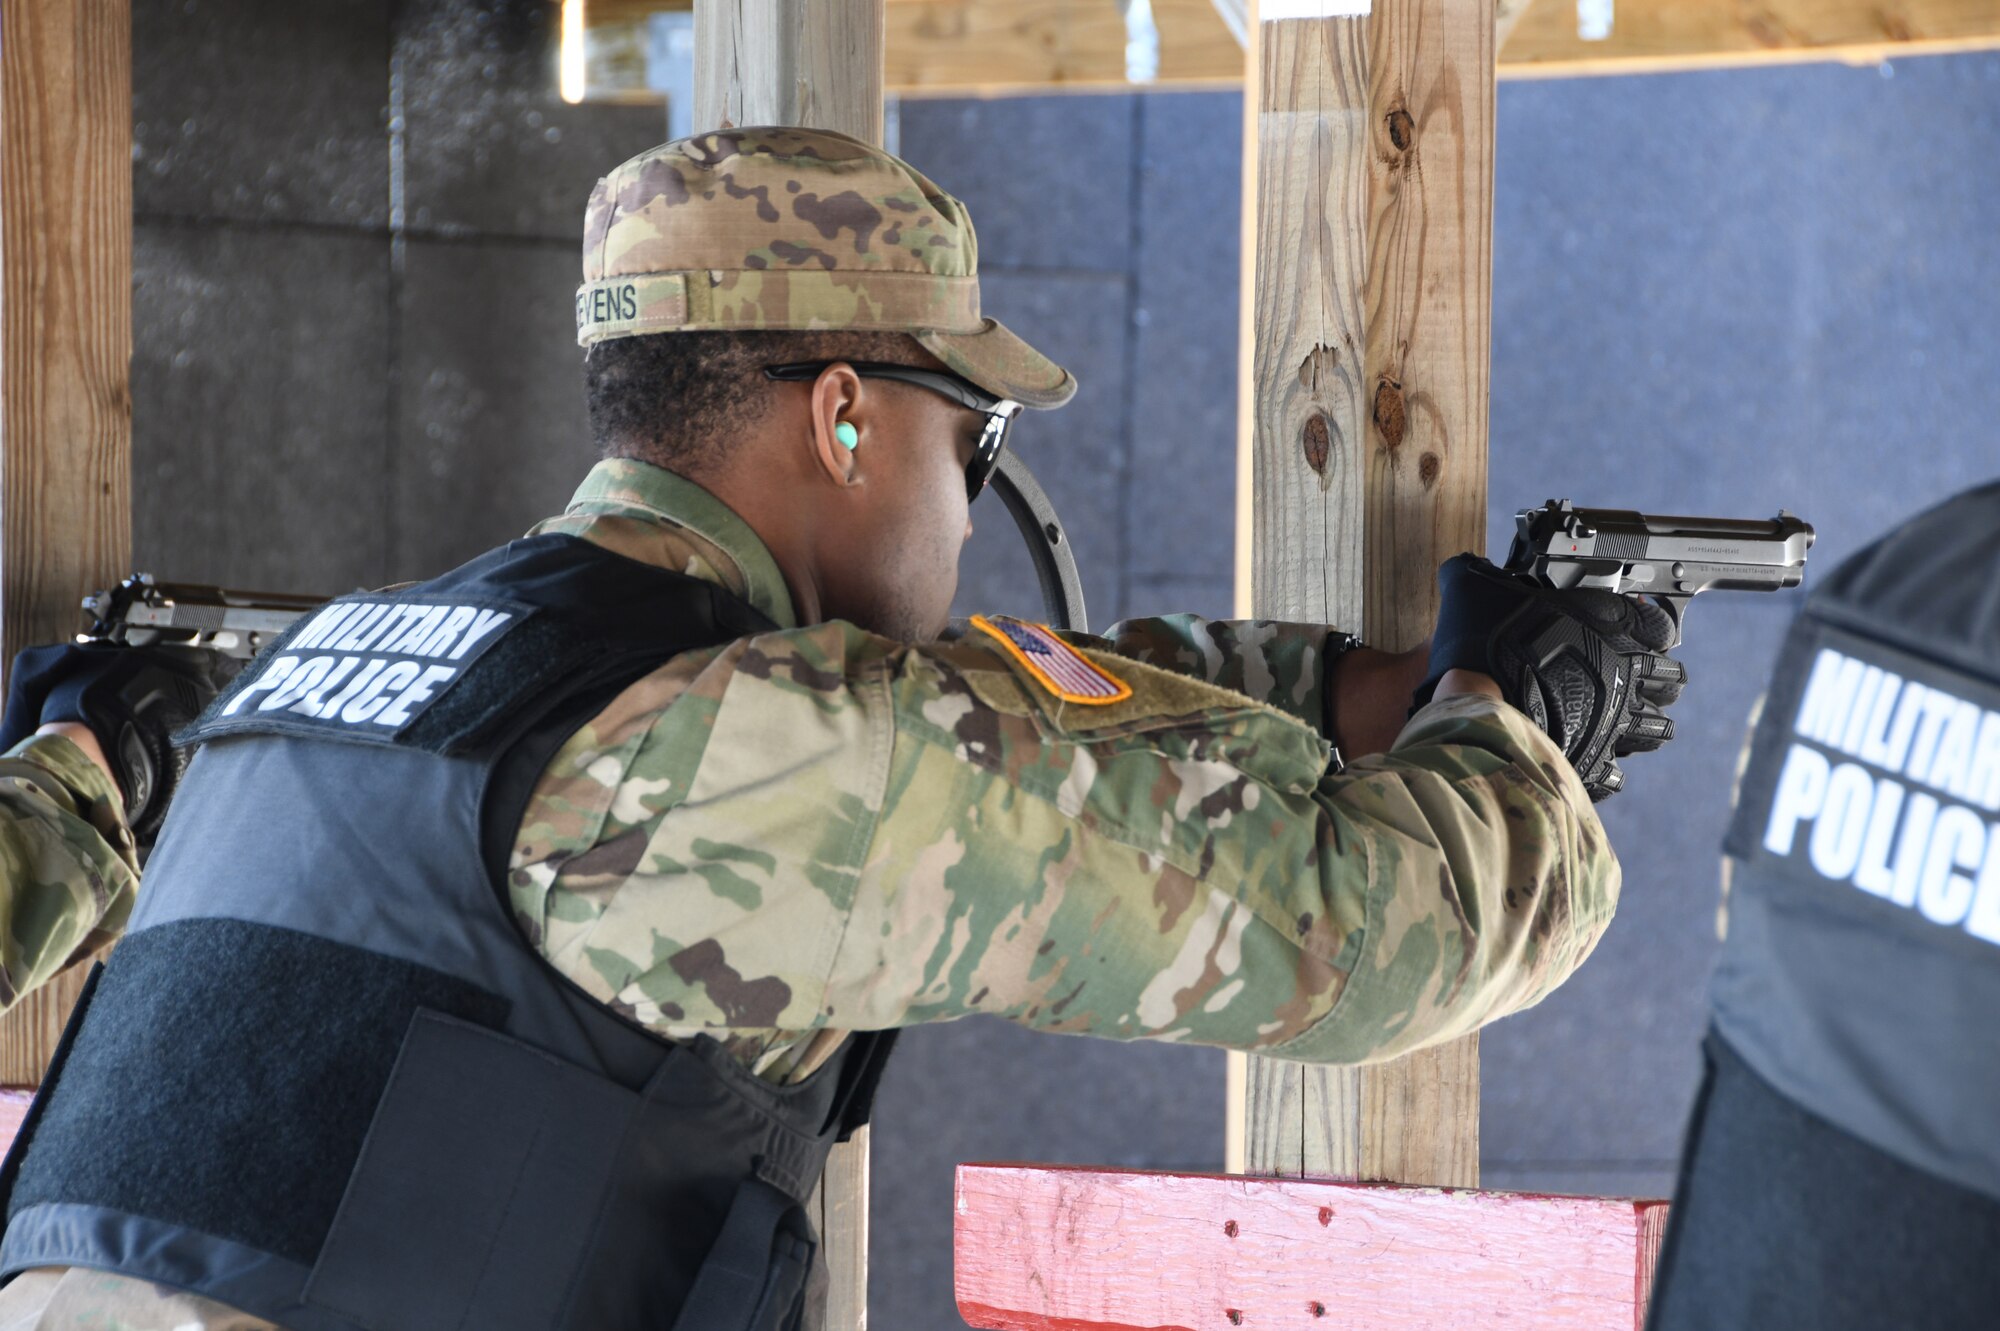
[1505, 500, 1814, 643]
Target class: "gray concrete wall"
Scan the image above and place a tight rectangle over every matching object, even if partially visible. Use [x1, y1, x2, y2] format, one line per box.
[127, 4, 2000, 1326]
[133, 0, 665, 592]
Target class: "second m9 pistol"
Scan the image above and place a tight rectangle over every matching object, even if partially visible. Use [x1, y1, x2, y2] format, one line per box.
[1505, 499, 1816, 646]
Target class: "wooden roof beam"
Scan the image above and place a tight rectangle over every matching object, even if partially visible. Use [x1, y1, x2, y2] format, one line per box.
[1501, 0, 2000, 79]
[585, 0, 2000, 101]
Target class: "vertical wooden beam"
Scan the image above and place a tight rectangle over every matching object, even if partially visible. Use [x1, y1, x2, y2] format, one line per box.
[0, 0, 133, 1086]
[809, 1123, 871, 1329]
[1232, 0, 1493, 1190]
[693, 0, 886, 143]
[693, 6, 884, 1323]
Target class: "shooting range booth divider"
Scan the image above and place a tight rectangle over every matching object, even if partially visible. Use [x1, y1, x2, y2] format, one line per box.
[953, 1163, 1672, 1331]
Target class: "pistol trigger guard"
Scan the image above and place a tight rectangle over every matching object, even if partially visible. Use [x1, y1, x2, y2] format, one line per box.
[1649, 594, 1689, 651]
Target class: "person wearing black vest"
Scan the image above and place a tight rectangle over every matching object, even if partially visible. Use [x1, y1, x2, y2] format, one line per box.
[0, 130, 1680, 1331]
[1647, 481, 2000, 1329]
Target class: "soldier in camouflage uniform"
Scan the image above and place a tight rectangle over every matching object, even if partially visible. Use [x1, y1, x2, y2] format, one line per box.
[0, 129, 1676, 1330]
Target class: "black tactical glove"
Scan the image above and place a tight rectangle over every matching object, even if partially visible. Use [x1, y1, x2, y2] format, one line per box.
[0, 642, 221, 844]
[1420, 553, 1687, 801]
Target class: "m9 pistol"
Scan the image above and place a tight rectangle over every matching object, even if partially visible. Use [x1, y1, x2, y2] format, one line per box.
[1504, 500, 1815, 647]
[63, 577, 324, 845]
[82, 573, 322, 666]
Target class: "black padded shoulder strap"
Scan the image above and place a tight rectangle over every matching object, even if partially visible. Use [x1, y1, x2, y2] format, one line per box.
[184, 534, 776, 758]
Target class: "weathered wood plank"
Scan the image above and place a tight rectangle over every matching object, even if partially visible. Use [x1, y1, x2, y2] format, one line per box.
[0, 0, 133, 1088]
[1360, 0, 1492, 650]
[1634, 1198, 1673, 1319]
[694, 0, 886, 142]
[1237, 0, 1490, 1193]
[691, 10, 883, 1323]
[0, 1089, 33, 1152]
[1501, 0, 2000, 77]
[954, 1164, 1671, 1331]
[810, 1126, 871, 1331]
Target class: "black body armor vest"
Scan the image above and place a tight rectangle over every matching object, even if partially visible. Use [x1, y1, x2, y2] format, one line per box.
[1648, 484, 2000, 1330]
[0, 533, 895, 1331]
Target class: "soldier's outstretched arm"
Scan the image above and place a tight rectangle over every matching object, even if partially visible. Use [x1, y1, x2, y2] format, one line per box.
[1075, 614, 1422, 758]
[520, 616, 1617, 1068]
[0, 732, 139, 1011]
[834, 622, 1614, 1064]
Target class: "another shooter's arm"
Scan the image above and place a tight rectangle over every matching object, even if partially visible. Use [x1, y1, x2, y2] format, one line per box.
[1504, 500, 1815, 647]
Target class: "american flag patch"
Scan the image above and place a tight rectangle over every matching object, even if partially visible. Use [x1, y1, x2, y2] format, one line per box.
[971, 614, 1133, 705]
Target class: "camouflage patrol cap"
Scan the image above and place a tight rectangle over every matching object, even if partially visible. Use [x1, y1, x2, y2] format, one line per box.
[576, 127, 1077, 410]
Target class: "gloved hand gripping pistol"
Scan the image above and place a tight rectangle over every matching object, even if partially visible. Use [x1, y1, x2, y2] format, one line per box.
[1504, 500, 1815, 648]
[20, 577, 329, 846]
[1430, 500, 1815, 800]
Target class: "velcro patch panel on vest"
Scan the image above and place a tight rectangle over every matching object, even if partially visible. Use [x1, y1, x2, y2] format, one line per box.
[1726, 618, 2000, 958]
[183, 593, 534, 748]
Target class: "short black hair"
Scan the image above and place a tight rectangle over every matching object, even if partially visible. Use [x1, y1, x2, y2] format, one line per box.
[584, 329, 929, 478]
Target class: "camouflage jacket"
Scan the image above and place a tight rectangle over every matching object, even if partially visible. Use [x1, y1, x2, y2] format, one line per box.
[0, 730, 138, 1009]
[0, 458, 1620, 1083]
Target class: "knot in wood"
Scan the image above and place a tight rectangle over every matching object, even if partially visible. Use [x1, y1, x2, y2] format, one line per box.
[1385, 107, 1416, 154]
[1317, 1206, 1334, 1226]
[1311, 1302, 1328, 1318]
[1302, 414, 1332, 477]
[1223, 1219, 1239, 1238]
[1419, 451, 1441, 488]
[1226, 1311, 1243, 1326]
[1372, 379, 1407, 450]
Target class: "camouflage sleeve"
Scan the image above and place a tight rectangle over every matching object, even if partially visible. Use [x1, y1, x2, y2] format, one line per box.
[0, 734, 139, 1011]
[832, 631, 1618, 1064]
[1076, 615, 1335, 730]
[515, 618, 1618, 1071]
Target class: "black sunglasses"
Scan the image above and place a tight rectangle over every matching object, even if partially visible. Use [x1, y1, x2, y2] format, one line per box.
[763, 361, 1022, 505]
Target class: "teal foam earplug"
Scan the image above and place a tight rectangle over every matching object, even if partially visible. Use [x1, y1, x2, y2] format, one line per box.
[835, 422, 859, 450]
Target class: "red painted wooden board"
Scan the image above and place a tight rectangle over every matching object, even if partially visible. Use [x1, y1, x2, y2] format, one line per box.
[0, 1090, 31, 1156]
[955, 1164, 1670, 1331]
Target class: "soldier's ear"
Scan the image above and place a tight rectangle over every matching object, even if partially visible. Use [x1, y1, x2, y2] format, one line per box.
[807, 363, 866, 491]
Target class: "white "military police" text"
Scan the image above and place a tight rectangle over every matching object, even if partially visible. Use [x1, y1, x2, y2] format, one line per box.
[1761, 645, 2000, 946]
[219, 600, 514, 729]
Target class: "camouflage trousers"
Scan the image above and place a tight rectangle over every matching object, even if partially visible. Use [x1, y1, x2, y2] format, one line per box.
[0, 1268, 279, 1330]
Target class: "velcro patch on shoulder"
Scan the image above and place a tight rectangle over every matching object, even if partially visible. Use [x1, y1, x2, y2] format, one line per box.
[186, 593, 533, 747]
[971, 615, 1133, 705]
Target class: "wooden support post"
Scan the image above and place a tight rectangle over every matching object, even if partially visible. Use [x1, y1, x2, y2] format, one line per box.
[1230, 0, 1493, 1188]
[0, 0, 133, 1086]
[691, 6, 884, 1323]
[694, 0, 886, 143]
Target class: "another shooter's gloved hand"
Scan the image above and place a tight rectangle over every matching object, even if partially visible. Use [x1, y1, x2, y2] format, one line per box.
[0, 642, 220, 844]
[1420, 554, 1687, 801]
